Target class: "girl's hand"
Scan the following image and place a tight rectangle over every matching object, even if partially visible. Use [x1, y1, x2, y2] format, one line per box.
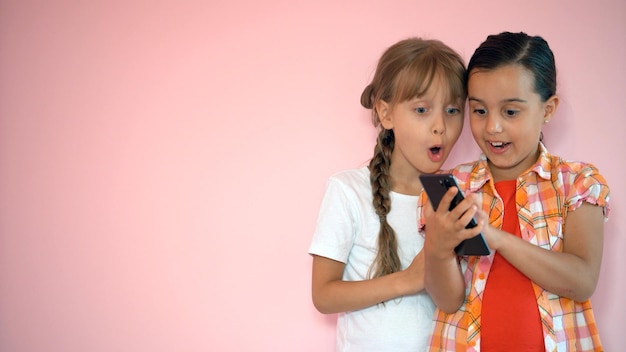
[423, 187, 476, 312]
[424, 187, 484, 259]
[472, 205, 504, 251]
[398, 249, 425, 295]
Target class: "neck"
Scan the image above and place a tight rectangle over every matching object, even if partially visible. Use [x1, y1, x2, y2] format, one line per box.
[488, 146, 541, 183]
[390, 175, 423, 196]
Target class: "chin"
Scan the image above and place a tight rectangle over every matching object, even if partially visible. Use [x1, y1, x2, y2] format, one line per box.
[423, 164, 442, 174]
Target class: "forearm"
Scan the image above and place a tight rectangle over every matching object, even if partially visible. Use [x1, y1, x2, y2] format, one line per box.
[312, 270, 422, 314]
[424, 254, 465, 313]
[420, 187, 481, 312]
[496, 233, 600, 301]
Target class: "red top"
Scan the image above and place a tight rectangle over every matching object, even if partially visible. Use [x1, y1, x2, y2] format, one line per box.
[481, 180, 544, 351]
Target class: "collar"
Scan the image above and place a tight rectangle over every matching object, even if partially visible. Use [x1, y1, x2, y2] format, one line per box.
[469, 142, 553, 191]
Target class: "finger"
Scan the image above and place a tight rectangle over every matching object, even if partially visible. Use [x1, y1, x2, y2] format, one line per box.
[473, 207, 489, 224]
[465, 191, 482, 208]
[457, 204, 478, 230]
[438, 187, 459, 213]
[461, 225, 484, 241]
[448, 196, 475, 221]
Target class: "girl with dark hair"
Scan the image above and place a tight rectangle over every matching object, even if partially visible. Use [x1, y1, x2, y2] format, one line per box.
[309, 37, 466, 351]
[422, 32, 610, 351]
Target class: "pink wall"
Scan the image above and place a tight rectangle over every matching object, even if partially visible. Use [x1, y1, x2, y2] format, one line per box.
[1, 1, 624, 351]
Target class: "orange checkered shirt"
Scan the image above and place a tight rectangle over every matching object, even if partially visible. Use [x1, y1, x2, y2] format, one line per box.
[418, 144, 610, 352]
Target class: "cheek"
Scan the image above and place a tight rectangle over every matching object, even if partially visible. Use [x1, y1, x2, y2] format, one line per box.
[523, 118, 544, 137]
[392, 126, 418, 146]
[446, 118, 465, 140]
[469, 119, 484, 140]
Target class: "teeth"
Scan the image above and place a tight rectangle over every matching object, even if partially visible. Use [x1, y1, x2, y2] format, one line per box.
[490, 142, 504, 147]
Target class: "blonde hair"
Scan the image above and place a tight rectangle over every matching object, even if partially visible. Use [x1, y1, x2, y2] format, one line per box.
[360, 38, 466, 279]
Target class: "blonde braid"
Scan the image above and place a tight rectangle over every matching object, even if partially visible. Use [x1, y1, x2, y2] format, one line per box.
[368, 128, 401, 278]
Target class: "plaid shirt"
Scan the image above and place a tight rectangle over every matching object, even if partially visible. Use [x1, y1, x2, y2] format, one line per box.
[419, 144, 610, 352]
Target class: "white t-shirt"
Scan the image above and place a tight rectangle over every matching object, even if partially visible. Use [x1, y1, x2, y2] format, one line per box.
[309, 167, 435, 352]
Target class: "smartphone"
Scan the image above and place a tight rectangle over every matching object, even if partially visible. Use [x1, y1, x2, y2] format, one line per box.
[419, 173, 491, 256]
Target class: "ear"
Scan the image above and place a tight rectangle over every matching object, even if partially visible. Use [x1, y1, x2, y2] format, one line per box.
[375, 100, 393, 129]
[543, 95, 559, 124]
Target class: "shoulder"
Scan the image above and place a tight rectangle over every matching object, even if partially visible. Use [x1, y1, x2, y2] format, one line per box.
[537, 151, 610, 216]
[327, 166, 371, 191]
[541, 152, 608, 187]
[532, 144, 605, 182]
[319, 166, 373, 205]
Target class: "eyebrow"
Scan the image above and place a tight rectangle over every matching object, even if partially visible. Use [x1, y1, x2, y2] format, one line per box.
[468, 96, 528, 104]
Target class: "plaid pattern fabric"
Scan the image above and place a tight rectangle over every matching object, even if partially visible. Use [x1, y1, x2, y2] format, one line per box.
[419, 144, 610, 351]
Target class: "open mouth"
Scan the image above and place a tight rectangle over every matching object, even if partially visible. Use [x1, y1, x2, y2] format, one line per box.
[489, 141, 510, 149]
[427, 145, 444, 162]
[430, 146, 442, 155]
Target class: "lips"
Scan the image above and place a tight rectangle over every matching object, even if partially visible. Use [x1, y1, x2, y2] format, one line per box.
[428, 145, 443, 162]
[489, 141, 509, 148]
[487, 140, 511, 154]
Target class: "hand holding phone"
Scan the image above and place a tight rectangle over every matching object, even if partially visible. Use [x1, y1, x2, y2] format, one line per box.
[419, 174, 491, 256]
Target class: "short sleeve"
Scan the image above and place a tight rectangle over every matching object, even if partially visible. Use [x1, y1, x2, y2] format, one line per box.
[308, 177, 359, 263]
[566, 164, 610, 220]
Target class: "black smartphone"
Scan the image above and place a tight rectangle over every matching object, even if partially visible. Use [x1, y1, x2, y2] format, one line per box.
[419, 173, 491, 256]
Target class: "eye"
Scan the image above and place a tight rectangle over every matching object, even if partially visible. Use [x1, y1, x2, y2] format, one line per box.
[446, 107, 461, 115]
[415, 106, 428, 114]
[472, 108, 487, 116]
[504, 109, 519, 117]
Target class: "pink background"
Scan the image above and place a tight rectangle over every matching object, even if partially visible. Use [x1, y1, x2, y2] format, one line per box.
[1, 1, 624, 351]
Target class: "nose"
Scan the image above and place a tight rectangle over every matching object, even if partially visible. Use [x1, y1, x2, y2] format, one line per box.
[486, 115, 502, 134]
[432, 112, 446, 135]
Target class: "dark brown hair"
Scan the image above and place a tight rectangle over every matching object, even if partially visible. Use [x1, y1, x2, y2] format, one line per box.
[360, 38, 466, 279]
[466, 31, 556, 102]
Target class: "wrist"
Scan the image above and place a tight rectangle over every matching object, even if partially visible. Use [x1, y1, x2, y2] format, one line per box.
[426, 248, 457, 261]
[487, 227, 509, 252]
[392, 269, 411, 296]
